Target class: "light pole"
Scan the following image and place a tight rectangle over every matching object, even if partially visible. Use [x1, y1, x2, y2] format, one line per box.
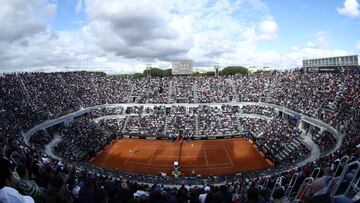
[146, 63, 151, 78]
[214, 62, 220, 77]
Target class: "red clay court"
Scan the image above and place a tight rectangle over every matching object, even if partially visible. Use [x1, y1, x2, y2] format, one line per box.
[90, 138, 272, 176]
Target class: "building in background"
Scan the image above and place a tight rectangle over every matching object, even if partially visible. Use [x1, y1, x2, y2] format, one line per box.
[302, 55, 359, 72]
[172, 60, 193, 75]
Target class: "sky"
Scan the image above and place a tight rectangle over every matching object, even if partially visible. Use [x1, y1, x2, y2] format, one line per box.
[0, 0, 359, 74]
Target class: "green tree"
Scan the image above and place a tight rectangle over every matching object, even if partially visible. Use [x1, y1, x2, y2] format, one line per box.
[143, 68, 172, 77]
[132, 73, 144, 78]
[220, 66, 248, 75]
[192, 71, 201, 76]
[204, 71, 215, 76]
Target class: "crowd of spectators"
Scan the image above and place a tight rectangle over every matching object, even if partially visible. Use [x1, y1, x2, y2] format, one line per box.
[166, 114, 196, 140]
[197, 76, 233, 103]
[87, 105, 276, 140]
[123, 115, 167, 138]
[1, 70, 360, 202]
[29, 130, 53, 150]
[233, 73, 274, 102]
[311, 130, 337, 155]
[61, 72, 100, 107]
[94, 76, 133, 104]
[1, 135, 359, 203]
[20, 73, 80, 118]
[46, 104, 307, 168]
[74, 105, 275, 140]
[4, 71, 356, 127]
[2, 71, 357, 158]
[256, 118, 310, 165]
[242, 105, 277, 117]
[0, 74, 39, 147]
[132, 78, 170, 103]
[195, 105, 266, 137]
[90, 107, 124, 118]
[266, 72, 344, 118]
[171, 76, 196, 102]
[53, 116, 120, 161]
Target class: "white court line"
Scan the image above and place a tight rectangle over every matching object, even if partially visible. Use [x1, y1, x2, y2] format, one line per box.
[127, 161, 171, 167]
[134, 145, 227, 150]
[156, 155, 205, 158]
[125, 162, 234, 171]
[148, 146, 159, 166]
[204, 148, 209, 166]
[223, 145, 234, 167]
[126, 161, 232, 168]
[124, 145, 233, 167]
[124, 146, 137, 165]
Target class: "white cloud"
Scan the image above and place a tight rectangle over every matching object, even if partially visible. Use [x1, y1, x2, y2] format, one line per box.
[83, 0, 193, 61]
[303, 31, 330, 49]
[259, 19, 278, 34]
[356, 40, 360, 49]
[0, 30, 101, 72]
[253, 19, 279, 41]
[0, 0, 54, 42]
[0, 0, 355, 73]
[314, 32, 328, 46]
[75, 0, 83, 13]
[337, 0, 359, 17]
[284, 38, 353, 68]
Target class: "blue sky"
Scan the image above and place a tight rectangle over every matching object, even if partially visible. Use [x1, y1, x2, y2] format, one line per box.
[0, 0, 359, 73]
[50, 0, 86, 31]
[262, 0, 359, 51]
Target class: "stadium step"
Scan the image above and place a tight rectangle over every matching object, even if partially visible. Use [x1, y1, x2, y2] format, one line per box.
[282, 149, 290, 156]
[127, 84, 135, 103]
[295, 136, 304, 142]
[287, 144, 295, 151]
[17, 74, 37, 110]
[278, 151, 286, 160]
[168, 79, 173, 103]
[284, 146, 292, 154]
[90, 77, 101, 104]
[192, 80, 198, 103]
[292, 139, 300, 146]
[228, 78, 237, 101]
[121, 116, 132, 133]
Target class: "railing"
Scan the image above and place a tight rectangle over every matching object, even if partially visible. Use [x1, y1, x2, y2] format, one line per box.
[327, 155, 350, 194]
[270, 176, 283, 201]
[285, 173, 299, 198]
[331, 160, 360, 201]
[311, 167, 321, 179]
[294, 177, 314, 202]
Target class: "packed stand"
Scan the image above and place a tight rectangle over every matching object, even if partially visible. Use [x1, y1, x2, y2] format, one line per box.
[233, 73, 275, 102]
[171, 76, 196, 102]
[89, 106, 124, 118]
[61, 72, 100, 107]
[165, 106, 196, 140]
[122, 114, 166, 138]
[131, 78, 170, 103]
[255, 118, 310, 166]
[242, 105, 277, 117]
[94, 75, 132, 103]
[311, 129, 337, 155]
[29, 130, 53, 150]
[20, 72, 80, 118]
[0, 74, 43, 146]
[266, 72, 344, 118]
[196, 76, 233, 103]
[1, 71, 360, 203]
[54, 116, 120, 161]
